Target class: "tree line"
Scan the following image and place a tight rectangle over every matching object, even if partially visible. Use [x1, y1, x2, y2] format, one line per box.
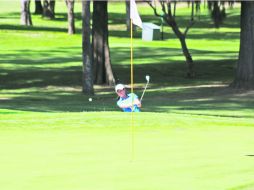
[21, 0, 119, 95]
[20, 0, 254, 94]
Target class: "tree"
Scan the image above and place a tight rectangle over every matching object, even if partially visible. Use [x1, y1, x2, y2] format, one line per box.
[21, 0, 32, 26]
[125, 0, 136, 31]
[208, 1, 226, 28]
[34, 0, 43, 15]
[82, 0, 93, 94]
[147, 0, 199, 78]
[125, 1, 131, 30]
[92, 1, 115, 85]
[207, 1, 254, 89]
[43, 0, 55, 19]
[231, 1, 254, 89]
[65, 0, 75, 34]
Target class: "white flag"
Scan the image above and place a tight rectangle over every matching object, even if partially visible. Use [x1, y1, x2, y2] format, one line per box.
[130, 0, 143, 28]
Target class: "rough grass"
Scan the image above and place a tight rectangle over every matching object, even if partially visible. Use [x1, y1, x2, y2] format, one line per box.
[1, 1, 254, 190]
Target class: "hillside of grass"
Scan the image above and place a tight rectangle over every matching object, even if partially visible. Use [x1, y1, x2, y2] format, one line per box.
[1, 1, 253, 117]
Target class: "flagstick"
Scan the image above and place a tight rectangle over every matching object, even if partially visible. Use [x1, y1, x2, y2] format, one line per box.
[130, 19, 135, 161]
[130, 0, 142, 162]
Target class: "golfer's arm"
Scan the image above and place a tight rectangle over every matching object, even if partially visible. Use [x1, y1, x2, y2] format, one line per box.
[134, 98, 141, 108]
[119, 99, 141, 108]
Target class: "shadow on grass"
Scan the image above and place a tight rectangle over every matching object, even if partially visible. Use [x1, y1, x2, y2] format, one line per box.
[0, 46, 237, 89]
[0, 44, 248, 115]
[0, 24, 80, 33]
[142, 85, 254, 115]
[0, 11, 240, 40]
[1, 82, 254, 117]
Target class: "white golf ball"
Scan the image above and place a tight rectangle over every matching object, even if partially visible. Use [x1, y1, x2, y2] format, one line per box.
[88, 98, 92, 102]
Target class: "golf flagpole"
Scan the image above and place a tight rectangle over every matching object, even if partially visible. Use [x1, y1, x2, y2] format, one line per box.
[130, 0, 142, 160]
[130, 18, 134, 160]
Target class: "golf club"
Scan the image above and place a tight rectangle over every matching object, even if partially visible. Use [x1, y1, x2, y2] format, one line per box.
[140, 75, 150, 102]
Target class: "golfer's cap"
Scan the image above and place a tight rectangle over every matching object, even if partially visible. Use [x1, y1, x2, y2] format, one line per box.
[115, 84, 125, 92]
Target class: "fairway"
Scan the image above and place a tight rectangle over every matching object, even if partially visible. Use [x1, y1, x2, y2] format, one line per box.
[1, 1, 254, 190]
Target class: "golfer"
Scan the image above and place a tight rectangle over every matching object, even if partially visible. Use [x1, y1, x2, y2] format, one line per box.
[115, 84, 141, 112]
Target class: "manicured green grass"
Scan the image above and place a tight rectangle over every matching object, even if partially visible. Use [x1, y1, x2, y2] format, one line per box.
[1, 111, 254, 190]
[1, 1, 254, 190]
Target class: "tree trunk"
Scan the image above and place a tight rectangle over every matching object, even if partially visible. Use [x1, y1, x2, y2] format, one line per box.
[231, 2, 254, 89]
[43, 0, 55, 19]
[179, 35, 194, 78]
[82, 0, 93, 95]
[21, 0, 32, 26]
[34, 0, 43, 15]
[166, 18, 194, 78]
[125, 1, 136, 31]
[65, 0, 75, 34]
[148, 1, 195, 78]
[92, 1, 115, 85]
